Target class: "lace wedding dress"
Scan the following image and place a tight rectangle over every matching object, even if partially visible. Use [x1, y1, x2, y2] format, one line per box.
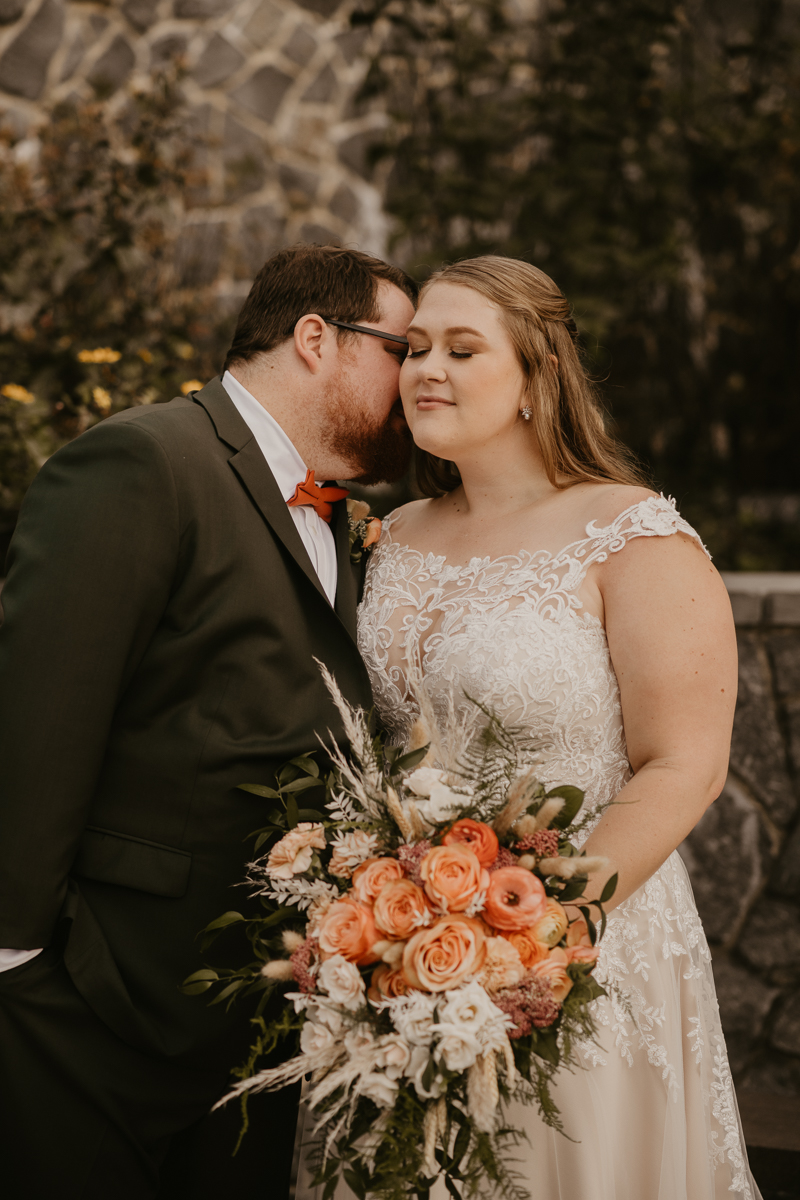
[296, 495, 760, 1200]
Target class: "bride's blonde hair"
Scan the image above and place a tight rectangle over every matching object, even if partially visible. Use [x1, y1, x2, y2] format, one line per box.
[414, 256, 647, 497]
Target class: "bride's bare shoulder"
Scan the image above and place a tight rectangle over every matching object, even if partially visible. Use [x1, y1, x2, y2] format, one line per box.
[569, 482, 659, 531]
[383, 497, 439, 538]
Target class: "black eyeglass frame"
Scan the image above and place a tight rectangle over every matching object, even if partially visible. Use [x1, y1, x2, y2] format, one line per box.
[324, 318, 409, 347]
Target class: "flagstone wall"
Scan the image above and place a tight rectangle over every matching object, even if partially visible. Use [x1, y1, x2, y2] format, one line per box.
[682, 574, 800, 1096]
[0, 0, 388, 292]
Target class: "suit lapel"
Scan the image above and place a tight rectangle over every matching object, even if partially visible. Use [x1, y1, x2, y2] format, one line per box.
[194, 378, 329, 606]
[332, 500, 359, 642]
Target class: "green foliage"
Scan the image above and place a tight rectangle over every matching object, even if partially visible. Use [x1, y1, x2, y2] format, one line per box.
[357, 0, 800, 568]
[0, 67, 233, 542]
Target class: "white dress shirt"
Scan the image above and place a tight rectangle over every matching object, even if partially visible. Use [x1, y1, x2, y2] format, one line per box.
[221, 371, 339, 606]
[0, 373, 340, 973]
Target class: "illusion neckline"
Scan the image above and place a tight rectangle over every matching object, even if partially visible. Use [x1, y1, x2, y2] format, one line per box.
[379, 494, 671, 576]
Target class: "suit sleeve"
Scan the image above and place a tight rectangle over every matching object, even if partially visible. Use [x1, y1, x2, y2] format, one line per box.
[0, 418, 180, 946]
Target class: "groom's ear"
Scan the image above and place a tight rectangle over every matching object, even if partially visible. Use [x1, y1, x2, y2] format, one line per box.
[293, 313, 332, 375]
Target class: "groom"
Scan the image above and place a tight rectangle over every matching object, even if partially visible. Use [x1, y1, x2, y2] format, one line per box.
[0, 245, 416, 1198]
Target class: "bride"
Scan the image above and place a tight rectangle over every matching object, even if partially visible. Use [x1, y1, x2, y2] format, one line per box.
[298, 255, 761, 1199]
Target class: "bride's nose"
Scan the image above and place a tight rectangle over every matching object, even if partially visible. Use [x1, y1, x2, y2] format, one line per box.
[421, 353, 447, 382]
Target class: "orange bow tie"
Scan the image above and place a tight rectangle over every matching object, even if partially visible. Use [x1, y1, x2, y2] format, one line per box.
[286, 470, 349, 523]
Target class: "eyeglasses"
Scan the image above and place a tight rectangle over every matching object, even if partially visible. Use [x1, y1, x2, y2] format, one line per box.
[324, 318, 409, 348]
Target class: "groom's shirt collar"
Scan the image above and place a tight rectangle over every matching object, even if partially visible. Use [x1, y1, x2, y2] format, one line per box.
[220, 370, 338, 605]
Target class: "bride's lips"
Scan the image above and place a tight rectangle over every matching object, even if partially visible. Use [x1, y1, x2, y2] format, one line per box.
[416, 394, 455, 409]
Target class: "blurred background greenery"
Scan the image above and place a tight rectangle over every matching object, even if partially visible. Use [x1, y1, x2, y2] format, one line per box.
[1, 0, 799, 570]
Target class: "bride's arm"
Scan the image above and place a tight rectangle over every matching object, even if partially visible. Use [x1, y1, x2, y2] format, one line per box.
[575, 530, 737, 913]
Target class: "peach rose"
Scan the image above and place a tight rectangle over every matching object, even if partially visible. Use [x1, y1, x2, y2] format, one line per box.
[367, 963, 412, 1002]
[531, 946, 573, 1002]
[266, 823, 326, 880]
[420, 844, 488, 913]
[373, 879, 433, 940]
[317, 898, 379, 965]
[403, 914, 487, 992]
[351, 857, 405, 905]
[565, 916, 600, 965]
[479, 936, 526, 994]
[531, 898, 569, 948]
[483, 867, 548, 931]
[442, 818, 499, 868]
[500, 927, 549, 969]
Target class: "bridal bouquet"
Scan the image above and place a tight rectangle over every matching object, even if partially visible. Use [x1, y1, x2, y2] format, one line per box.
[185, 670, 616, 1200]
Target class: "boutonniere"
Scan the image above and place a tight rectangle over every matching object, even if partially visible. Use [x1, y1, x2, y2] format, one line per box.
[347, 498, 382, 563]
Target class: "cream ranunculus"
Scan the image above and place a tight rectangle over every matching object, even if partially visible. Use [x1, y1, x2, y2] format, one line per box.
[317, 954, 366, 1010]
[434, 1024, 482, 1071]
[405, 767, 447, 797]
[376, 1034, 412, 1079]
[266, 823, 326, 880]
[358, 1071, 399, 1108]
[531, 898, 569, 948]
[300, 1018, 336, 1056]
[393, 992, 438, 1046]
[439, 980, 501, 1037]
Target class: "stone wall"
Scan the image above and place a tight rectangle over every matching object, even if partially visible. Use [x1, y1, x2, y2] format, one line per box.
[0, 0, 388, 296]
[681, 573, 800, 1096]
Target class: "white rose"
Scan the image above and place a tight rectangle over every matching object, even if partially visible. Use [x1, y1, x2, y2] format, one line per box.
[434, 1023, 481, 1072]
[405, 767, 446, 797]
[300, 1019, 336, 1056]
[404, 1043, 446, 1100]
[439, 981, 500, 1036]
[392, 993, 437, 1046]
[376, 1034, 412, 1080]
[358, 1071, 399, 1108]
[317, 955, 365, 1011]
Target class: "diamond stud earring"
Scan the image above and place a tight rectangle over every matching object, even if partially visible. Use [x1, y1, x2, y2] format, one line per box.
[520, 405, 533, 421]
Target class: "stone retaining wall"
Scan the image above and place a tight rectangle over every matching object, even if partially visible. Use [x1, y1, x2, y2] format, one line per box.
[681, 573, 800, 1096]
[0, 0, 387, 294]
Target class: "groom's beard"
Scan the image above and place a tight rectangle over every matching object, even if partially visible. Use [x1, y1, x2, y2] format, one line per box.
[324, 383, 412, 486]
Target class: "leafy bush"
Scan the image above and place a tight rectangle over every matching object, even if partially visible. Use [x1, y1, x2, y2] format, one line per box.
[0, 68, 233, 552]
[357, 0, 800, 568]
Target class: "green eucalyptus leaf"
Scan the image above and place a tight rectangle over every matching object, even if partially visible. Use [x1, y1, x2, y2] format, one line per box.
[393, 744, 431, 774]
[285, 796, 300, 828]
[600, 871, 619, 903]
[554, 878, 586, 902]
[200, 910, 245, 935]
[281, 777, 322, 794]
[545, 785, 584, 829]
[238, 783, 281, 799]
[288, 755, 320, 777]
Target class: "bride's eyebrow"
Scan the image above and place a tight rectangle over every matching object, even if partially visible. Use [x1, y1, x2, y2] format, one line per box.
[406, 324, 487, 338]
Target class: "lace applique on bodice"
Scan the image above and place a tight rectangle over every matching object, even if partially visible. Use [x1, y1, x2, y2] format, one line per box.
[358, 494, 707, 829]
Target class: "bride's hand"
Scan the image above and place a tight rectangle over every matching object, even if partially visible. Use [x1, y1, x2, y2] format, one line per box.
[576, 529, 737, 913]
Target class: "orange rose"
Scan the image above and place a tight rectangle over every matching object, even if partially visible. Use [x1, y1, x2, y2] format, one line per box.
[442, 818, 499, 868]
[351, 857, 405, 905]
[373, 879, 433, 940]
[420, 844, 488, 912]
[531, 946, 573, 1002]
[483, 867, 547, 931]
[531, 898, 569, 948]
[500, 927, 550, 969]
[363, 518, 382, 549]
[565, 915, 600, 965]
[403, 914, 487, 992]
[317, 898, 379, 965]
[367, 963, 412, 1002]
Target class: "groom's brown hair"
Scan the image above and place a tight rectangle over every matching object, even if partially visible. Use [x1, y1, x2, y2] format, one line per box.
[224, 244, 417, 370]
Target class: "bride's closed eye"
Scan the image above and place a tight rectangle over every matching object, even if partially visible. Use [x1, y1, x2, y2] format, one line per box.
[407, 348, 474, 359]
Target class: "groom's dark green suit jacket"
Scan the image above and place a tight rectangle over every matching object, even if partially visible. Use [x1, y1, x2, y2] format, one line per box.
[0, 376, 372, 1063]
